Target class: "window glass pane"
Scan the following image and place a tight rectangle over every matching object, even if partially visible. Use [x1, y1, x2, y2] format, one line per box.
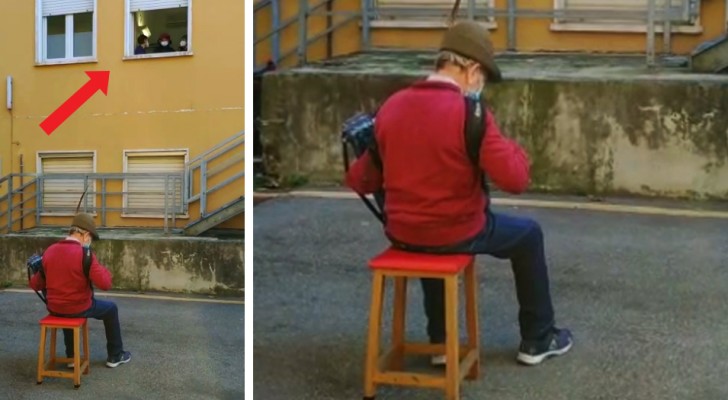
[132, 7, 189, 54]
[46, 15, 66, 59]
[73, 12, 93, 57]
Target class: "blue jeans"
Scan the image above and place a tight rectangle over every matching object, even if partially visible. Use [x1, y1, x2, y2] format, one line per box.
[51, 298, 124, 359]
[390, 209, 556, 342]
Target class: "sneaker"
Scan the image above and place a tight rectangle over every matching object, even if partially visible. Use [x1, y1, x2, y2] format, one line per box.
[106, 351, 132, 368]
[430, 354, 446, 366]
[516, 328, 573, 366]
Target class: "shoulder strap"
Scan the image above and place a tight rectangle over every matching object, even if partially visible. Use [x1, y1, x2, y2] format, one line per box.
[463, 95, 485, 166]
[463, 95, 492, 197]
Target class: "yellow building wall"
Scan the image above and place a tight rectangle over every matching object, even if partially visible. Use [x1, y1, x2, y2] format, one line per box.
[255, 0, 727, 67]
[0, 0, 244, 231]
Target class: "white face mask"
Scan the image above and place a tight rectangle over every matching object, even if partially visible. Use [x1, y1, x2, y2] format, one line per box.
[161, 41, 169, 47]
[180, 40, 187, 47]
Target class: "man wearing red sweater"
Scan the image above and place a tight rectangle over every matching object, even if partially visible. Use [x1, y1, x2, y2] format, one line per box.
[346, 21, 572, 366]
[30, 213, 131, 368]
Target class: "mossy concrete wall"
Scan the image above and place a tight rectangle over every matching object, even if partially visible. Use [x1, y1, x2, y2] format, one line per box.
[260, 53, 728, 200]
[0, 235, 244, 296]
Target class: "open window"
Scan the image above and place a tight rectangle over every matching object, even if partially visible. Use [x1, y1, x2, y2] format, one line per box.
[125, 0, 192, 58]
[36, 0, 97, 65]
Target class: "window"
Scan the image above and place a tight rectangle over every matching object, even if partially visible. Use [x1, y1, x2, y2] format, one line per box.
[551, 0, 702, 33]
[36, 0, 97, 64]
[372, 0, 496, 28]
[37, 152, 96, 215]
[125, 0, 192, 58]
[123, 150, 187, 217]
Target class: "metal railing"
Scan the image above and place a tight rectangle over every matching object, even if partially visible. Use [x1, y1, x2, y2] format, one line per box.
[185, 131, 244, 220]
[0, 172, 184, 234]
[254, 0, 701, 69]
[0, 131, 245, 235]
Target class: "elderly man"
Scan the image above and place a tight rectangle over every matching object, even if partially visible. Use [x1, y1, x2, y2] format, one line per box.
[30, 213, 131, 368]
[345, 21, 572, 366]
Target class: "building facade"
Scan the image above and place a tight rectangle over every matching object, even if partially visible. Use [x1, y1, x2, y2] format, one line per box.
[254, 0, 728, 68]
[0, 0, 245, 232]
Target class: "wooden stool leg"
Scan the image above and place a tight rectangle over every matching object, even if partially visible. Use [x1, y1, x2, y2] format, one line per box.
[464, 262, 480, 380]
[389, 276, 407, 371]
[83, 320, 90, 374]
[364, 271, 386, 399]
[444, 275, 460, 400]
[73, 327, 81, 388]
[49, 328, 57, 368]
[37, 326, 47, 384]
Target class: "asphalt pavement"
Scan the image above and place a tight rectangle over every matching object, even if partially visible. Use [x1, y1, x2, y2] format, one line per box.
[0, 291, 244, 400]
[253, 195, 728, 400]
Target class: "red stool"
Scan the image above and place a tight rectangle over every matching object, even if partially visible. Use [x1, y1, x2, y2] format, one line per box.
[363, 247, 480, 400]
[37, 315, 90, 389]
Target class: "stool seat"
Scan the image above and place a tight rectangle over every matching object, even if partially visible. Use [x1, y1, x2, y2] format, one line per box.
[37, 314, 90, 389]
[369, 247, 474, 273]
[39, 316, 87, 327]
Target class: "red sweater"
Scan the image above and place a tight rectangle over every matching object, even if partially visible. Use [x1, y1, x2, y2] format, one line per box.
[29, 239, 113, 315]
[345, 79, 531, 247]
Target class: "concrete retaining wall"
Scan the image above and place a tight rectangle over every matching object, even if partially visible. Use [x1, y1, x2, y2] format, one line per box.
[0, 235, 244, 296]
[260, 54, 728, 200]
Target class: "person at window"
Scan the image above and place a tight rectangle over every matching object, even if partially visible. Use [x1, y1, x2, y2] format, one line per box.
[155, 33, 176, 53]
[29, 213, 132, 368]
[135, 34, 149, 55]
[179, 35, 188, 52]
[344, 21, 573, 367]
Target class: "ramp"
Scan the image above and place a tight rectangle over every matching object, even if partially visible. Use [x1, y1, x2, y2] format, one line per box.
[690, 34, 728, 73]
[184, 196, 244, 236]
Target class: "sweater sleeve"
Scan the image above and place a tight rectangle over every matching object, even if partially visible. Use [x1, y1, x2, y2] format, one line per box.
[29, 270, 46, 291]
[88, 253, 113, 291]
[478, 109, 531, 194]
[345, 150, 384, 195]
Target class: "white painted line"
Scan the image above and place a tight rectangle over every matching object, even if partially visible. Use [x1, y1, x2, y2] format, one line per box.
[2, 289, 244, 305]
[255, 190, 728, 220]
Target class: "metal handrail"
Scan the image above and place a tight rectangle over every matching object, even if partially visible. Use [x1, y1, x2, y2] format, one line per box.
[0, 172, 185, 234]
[184, 131, 244, 220]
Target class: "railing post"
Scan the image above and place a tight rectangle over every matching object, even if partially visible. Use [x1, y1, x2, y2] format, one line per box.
[297, 0, 308, 66]
[164, 174, 169, 234]
[36, 176, 42, 227]
[7, 177, 12, 232]
[647, 0, 656, 68]
[507, 0, 516, 51]
[467, 0, 475, 20]
[101, 178, 107, 227]
[200, 160, 208, 218]
[272, 0, 281, 64]
[361, 0, 371, 51]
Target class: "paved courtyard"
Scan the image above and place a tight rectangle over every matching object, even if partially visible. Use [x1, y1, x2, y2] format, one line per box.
[0, 290, 244, 400]
[254, 194, 728, 400]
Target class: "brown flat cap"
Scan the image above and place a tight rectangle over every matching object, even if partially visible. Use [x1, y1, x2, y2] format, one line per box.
[440, 20, 502, 83]
[72, 213, 99, 240]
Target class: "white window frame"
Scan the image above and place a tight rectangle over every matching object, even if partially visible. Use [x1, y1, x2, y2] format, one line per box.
[36, 150, 97, 216]
[370, 0, 497, 29]
[35, 0, 98, 66]
[550, 0, 703, 34]
[122, 149, 189, 219]
[123, 0, 194, 60]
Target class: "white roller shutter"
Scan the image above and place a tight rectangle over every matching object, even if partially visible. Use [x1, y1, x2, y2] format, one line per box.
[42, 0, 94, 16]
[377, 0, 491, 8]
[564, 0, 671, 10]
[129, 0, 189, 12]
[40, 154, 95, 213]
[125, 152, 185, 215]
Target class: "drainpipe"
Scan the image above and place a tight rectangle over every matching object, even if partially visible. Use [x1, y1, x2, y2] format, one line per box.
[725, 0, 728, 32]
[326, 0, 333, 59]
[19, 154, 23, 230]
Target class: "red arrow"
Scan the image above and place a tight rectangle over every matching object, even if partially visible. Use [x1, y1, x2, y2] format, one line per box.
[40, 71, 110, 136]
